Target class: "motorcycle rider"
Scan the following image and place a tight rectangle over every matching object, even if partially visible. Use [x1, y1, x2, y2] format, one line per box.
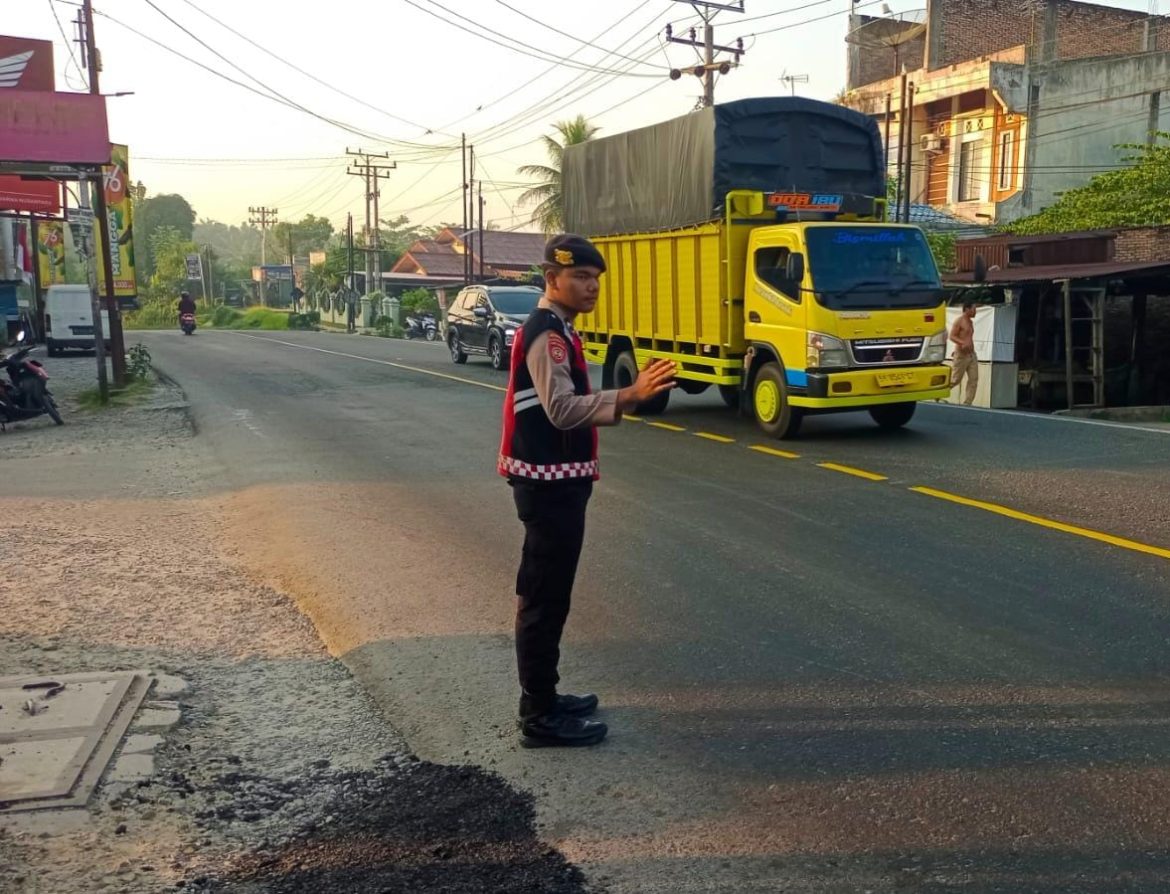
[177, 290, 197, 323]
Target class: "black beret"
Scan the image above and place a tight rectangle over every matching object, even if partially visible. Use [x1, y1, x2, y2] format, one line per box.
[543, 233, 606, 273]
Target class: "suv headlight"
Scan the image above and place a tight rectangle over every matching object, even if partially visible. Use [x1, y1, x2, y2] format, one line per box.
[807, 332, 849, 369]
[923, 329, 948, 363]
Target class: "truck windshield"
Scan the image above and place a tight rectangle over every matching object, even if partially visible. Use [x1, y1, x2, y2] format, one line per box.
[490, 289, 542, 315]
[806, 227, 942, 310]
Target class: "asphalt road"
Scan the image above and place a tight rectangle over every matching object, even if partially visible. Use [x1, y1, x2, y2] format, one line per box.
[143, 328, 1170, 893]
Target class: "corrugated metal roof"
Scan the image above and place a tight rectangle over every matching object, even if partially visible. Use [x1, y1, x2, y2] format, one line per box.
[946, 260, 1170, 284]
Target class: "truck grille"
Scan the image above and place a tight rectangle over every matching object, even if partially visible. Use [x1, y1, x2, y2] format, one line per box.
[850, 337, 923, 365]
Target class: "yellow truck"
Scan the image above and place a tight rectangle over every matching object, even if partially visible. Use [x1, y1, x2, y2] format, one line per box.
[563, 97, 952, 438]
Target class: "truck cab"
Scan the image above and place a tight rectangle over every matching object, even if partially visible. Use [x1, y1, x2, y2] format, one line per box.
[743, 216, 951, 437]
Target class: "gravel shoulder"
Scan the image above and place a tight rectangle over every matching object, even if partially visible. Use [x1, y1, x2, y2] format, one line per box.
[0, 350, 591, 893]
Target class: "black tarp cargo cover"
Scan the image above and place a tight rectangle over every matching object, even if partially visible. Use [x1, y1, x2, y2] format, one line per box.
[563, 97, 885, 237]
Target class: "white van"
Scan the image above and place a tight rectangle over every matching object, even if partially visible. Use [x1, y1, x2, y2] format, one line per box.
[45, 285, 111, 357]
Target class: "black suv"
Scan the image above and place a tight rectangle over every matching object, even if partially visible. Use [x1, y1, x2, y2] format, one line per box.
[446, 285, 542, 370]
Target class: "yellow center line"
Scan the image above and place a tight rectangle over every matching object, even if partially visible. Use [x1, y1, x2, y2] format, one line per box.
[911, 486, 1170, 561]
[234, 333, 508, 393]
[695, 432, 735, 443]
[749, 445, 800, 460]
[623, 415, 643, 422]
[646, 422, 687, 432]
[818, 462, 889, 482]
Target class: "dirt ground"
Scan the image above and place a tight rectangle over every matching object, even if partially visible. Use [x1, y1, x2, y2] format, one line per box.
[0, 353, 592, 893]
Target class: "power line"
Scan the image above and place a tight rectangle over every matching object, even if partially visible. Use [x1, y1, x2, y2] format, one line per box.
[472, 28, 671, 146]
[47, 0, 87, 89]
[490, 0, 663, 70]
[431, 1, 662, 134]
[402, 0, 665, 77]
[174, 0, 454, 139]
[99, 5, 455, 157]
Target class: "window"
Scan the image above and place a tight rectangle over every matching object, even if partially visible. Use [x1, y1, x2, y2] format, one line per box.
[754, 246, 800, 301]
[487, 288, 541, 315]
[998, 131, 1017, 191]
[957, 137, 984, 202]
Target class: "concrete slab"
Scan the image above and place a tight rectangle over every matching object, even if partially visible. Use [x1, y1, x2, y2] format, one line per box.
[0, 671, 152, 813]
[131, 705, 181, 732]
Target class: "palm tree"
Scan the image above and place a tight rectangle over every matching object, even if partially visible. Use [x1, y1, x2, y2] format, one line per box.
[517, 115, 599, 234]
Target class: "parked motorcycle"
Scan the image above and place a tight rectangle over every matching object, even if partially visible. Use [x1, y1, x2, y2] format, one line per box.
[404, 312, 439, 341]
[180, 313, 197, 335]
[0, 331, 63, 429]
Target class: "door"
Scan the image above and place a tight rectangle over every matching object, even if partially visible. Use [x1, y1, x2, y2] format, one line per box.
[744, 232, 807, 379]
[449, 289, 473, 346]
[467, 291, 492, 351]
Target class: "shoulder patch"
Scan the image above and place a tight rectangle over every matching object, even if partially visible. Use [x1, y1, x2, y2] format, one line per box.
[547, 332, 568, 364]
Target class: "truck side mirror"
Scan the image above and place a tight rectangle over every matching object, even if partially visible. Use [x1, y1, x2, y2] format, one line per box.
[785, 253, 805, 285]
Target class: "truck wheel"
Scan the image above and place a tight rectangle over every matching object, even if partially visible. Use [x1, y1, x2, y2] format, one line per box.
[613, 349, 671, 416]
[753, 363, 802, 439]
[869, 402, 916, 430]
[718, 384, 740, 409]
[677, 380, 709, 396]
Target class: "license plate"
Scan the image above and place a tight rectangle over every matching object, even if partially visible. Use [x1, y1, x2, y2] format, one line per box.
[876, 371, 917, 387]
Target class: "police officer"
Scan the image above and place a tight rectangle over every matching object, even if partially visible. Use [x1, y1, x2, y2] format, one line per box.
[499, 234, 676, 748]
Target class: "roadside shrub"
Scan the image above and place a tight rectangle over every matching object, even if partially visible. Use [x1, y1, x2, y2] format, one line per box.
[123, 300, 177, 330]
[127, 343, 152, 380]
[211, 306, 242, 327]
[288, 311, 321, 330]
[374, 315, 403, 338]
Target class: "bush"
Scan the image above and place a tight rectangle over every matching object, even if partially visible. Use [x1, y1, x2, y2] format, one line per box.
[374, 315, 404, 338]
[211, 305, 243, 327]
[127, 343, 152, 380]
[288, 311, 321, 330]
[238, 309, 289, 330]
[123, 300, 178, 330]
[400, 287, 438, 317]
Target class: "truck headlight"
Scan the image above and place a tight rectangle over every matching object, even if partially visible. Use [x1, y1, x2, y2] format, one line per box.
[807, 332, 849, 369]
[924, 330, 947, 363]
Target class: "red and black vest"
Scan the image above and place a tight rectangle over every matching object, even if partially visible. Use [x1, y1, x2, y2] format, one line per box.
[498, 308, 599, 482]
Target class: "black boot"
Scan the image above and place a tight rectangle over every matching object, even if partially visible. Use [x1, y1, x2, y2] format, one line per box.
[554, 692, 599, 717]
[520, 713, 608, 748]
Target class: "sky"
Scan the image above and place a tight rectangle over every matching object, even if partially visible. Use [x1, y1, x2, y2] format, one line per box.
[4, 0, 1157, 234]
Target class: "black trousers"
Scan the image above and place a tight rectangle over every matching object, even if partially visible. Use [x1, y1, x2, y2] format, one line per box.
[512, 478, 592, 718]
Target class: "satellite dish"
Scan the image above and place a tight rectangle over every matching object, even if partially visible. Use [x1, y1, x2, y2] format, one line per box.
[846, 9, 927, 49]
[846, 8, 927, 76]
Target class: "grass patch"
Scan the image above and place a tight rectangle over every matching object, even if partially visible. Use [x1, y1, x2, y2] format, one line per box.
[76, 377, 154, 410]
[208, 307, 289, 330]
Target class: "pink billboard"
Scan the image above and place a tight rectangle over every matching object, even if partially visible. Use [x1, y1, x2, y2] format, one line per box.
[0, 90, 109, 164]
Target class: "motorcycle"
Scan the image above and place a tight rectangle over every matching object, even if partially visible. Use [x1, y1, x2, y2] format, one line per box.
[404, 312, 439, 341]
[0, 331, 63, 429]
[180, 313, 197, 335]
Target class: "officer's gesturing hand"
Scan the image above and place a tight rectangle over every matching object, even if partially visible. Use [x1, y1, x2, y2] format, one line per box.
[617, 358, 677, 414]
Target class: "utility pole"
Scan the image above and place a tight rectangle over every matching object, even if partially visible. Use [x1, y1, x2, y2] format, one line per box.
[204, 245, 215, 304]
[346, 148, 395, 294]
[346, 213, 354, 291]
[248, 206, 277, 305]
[461, 134, 468, 287]
[248, 206, 278, 266]
[81, 0, 127, 388]
[77, 173, 108, 402]
[478, 182, 485, 281]
[666, 1, 745, 107]
[460, 145, 470, 286]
